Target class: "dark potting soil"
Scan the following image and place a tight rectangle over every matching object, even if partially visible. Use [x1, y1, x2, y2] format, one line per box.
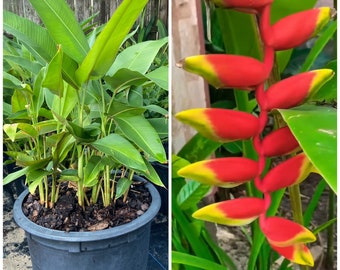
[21, 181, 151, 232]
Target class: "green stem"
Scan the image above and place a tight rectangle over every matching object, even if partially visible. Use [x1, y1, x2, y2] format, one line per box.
[288, 184, 309, 270]
[77, 145, 84, 207]
[325, 188, 335, 269]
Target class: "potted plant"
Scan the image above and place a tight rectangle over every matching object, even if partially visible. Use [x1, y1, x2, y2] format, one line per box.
[3, 0, 168, 269]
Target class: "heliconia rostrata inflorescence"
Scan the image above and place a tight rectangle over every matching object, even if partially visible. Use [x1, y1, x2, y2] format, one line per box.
[176, 0, 334, 267]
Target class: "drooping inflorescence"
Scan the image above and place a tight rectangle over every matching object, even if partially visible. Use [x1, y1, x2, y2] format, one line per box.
[176, 0, 334, 266]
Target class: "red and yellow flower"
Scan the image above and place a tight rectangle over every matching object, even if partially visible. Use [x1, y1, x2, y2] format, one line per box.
[176, 108, 259, 143]
[178, 157, 258, 188]
[177, 54, 268, 89]
[193, 197, 265, 226]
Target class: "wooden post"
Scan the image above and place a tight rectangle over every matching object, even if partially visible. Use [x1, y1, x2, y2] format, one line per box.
[171, 0, 210, 153]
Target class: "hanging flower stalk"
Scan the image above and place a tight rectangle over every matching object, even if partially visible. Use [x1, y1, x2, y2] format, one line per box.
[176, 0, 334, 267]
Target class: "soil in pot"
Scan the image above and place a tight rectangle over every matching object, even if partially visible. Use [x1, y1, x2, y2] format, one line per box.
[22, 181, 152, 232]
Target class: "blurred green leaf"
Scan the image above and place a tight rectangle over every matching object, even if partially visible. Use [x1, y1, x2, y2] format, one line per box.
[278, 105, 336, 193]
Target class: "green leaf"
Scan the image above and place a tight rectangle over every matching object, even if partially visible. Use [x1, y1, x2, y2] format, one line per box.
[300, 21, 337, 73]
[148, 118, 168, 139]
[92, 134, 146, 171]
[104, 68, 149, 90]
[172, 251, 227, 270]
[52, 133, 76, 165]
[4, 54, 43, 75]
[4, 123, 38, 141]
[27, 170, 50, 194]
[3, 167, 29, 185]
[178, 133, 222, 163]
[75, 0, 149, 83]
[115, 177, 132, 199]
[60, 169, 79, 182]
[28, 0, 89, 63]
[137, 157, 165, 187]
[303, 179, 327, 226]
[11, 89, 27, 113]
[145, 105, 169, 116]
[270, 0, 317, 24]
[107, 100, 146, 117]
[4, 71, 22, 88]
[42, 45, 64, 95]
[107, 37, 168, 76]
[145, 66, 169, 90]
[216, 9, 262, 58]
[177, 181, 211, 210]
[114, 115, 167, 163]
[3, 10, 79, 89]
[84, 156, 106, 187]
[278, 105, 336, 193]
[32, 68, 46, 116]
[312, 218, 337, 235]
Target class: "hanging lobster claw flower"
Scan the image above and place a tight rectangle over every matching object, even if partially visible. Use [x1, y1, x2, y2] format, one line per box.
[270, 243, 314, 266]
[264, 7, 332, 50]
[264, 69, 334, 110]
[262, 126, 300, 157]
[259, 153, 314, 193]
[175, 108, 259, 143]
[260, 216, 316, 247]
[177, 157, 258, 188]
[177, 54, 268, 89]
[208, 0, 273, 13]
[193, 197, 265, 226]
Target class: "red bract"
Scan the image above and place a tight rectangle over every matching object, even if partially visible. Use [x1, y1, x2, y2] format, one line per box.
[264, 69, 334, 110]
[262, 126, 300, 157]
[177, 54, 268, 89]
[193, 197, 265, 226]
[260, 216, 316, 247]
[270, 243, 314, 266]
[260, 153, 314, 193]
[265, 7, 332, 50]
[175, 108, 259, 143]
[177, 157, 258, 188]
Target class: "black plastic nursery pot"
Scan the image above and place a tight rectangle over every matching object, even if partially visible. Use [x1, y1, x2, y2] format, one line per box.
[13, 176, 161, 270]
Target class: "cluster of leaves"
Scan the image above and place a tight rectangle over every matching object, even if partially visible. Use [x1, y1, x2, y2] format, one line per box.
[3, 0, 168, 209]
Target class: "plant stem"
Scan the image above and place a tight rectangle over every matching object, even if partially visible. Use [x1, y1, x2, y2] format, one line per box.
[288, 184, 309, 270]
[325, 188, 335, 269]
[77, 145, 84, 207]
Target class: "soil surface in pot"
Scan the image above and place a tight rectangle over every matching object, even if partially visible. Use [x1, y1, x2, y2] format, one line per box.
[22, 181, 151, 232]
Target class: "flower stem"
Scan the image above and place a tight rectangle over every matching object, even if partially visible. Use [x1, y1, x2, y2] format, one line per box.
[288, 184, 309, 270]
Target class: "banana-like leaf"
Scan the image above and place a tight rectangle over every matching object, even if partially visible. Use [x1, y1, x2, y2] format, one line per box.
[114, 115, 167, 163]
[107, 37, 168, 76]
[92, 134, 147, 172]
[42, 45, 64, 95]
[28, 0, 89, 63]
[115, 177, 132, 199]
[278, 105, 336, 193]
[3, 10, 79, 89]
[75, 0, 148, 83]
[84, 156, 106, 187]
[177, 180, 211, 210]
